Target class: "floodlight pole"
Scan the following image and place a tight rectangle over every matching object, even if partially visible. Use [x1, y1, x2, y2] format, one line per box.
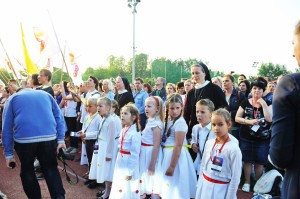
[128, 0, 140, 82]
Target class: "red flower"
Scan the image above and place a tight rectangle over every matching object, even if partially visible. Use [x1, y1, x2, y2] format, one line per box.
[140, 180, 142, 183]
[136, 190, 139, 194]
[119, 189, 122, 192]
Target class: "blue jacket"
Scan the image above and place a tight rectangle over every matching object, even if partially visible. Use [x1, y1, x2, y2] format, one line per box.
[134, 89, 148, 114]
[225, 88, 246, 127]
[2, 89, 66, 159]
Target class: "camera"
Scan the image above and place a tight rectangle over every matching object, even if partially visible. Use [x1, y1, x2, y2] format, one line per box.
[259, 118, 267, 128]
[57, 148, 74, 161]
[9, 162, 16, 169]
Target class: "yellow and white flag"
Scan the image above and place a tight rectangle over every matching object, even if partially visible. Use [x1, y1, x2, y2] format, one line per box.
[21, 23, 39, 74]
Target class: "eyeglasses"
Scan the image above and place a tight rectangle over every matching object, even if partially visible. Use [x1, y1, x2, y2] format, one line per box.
[38, 74, 46, 77]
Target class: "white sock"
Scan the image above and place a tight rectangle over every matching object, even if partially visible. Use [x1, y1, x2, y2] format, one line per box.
[140, 194, 146, 199]
[102, 181, 111, 198]
[151, 194, 160, 199]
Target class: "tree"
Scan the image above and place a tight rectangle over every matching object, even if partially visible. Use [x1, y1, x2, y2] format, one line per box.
[0, 68, 14, 84]
[127, 53, 151, 82]
[51, 67, 71, 84]
[107, 55, 127, 78]
[258, 62, 291, 80]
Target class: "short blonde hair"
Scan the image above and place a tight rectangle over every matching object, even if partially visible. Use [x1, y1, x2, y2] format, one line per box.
[196, 99, 215, 113]
[166, 83, 175, 92]
[97, 96, 112, 107]
[87, 98, 97, 106]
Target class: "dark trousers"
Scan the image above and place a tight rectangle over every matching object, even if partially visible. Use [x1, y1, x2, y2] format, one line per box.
[85, 139, 96, 169]
[139, 113, 147, 131]
[14, 140, 65, 199]
[65, 117, 79, 148]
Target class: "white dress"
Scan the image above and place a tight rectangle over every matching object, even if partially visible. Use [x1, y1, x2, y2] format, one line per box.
[191, 123, 216, 175]
[160, 117, 197, 199]
[139, 117, 164, 196]
[110, 124, 141, 199]
[89, 115, 118, 182]
[195, 136, 242, 199]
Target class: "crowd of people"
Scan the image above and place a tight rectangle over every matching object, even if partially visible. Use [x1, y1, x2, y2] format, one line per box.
[0, 64, 278, 199]
[1, 19, 300, 199]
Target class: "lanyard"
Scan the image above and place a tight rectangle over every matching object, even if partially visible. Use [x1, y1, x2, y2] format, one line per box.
[197, 126, 211, 159]
[83, 113, 98, 133]
[120, 125, 132, 155]
[133, 91, 140, 99]
[162, 120, 176, 143]
[252, 98, 259, 119]
[210, 136, 229, 161]
[96, 118, 107, 142]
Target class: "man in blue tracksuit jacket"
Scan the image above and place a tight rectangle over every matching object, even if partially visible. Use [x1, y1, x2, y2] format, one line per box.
[2, 88, 66, 199]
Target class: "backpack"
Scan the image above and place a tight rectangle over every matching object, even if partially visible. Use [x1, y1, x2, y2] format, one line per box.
[253, 169, 283, 196]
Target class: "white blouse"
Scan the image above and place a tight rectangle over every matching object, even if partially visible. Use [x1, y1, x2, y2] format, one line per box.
[82, 112, 102, 140]
[118, 124, 142, 176]
[162, 117, 188, 146]
[200, 137, 242, 199]
[141, 118, 163, 144]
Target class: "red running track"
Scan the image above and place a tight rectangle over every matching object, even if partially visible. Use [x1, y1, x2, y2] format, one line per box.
[0, 145, 253, 199]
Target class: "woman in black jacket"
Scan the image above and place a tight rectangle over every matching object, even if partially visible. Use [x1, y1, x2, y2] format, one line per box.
[183, 63, 227, 159]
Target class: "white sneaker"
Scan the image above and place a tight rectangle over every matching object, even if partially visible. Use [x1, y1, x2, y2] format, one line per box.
[34, 159, 40, 167]
[69, 148, 78, 154]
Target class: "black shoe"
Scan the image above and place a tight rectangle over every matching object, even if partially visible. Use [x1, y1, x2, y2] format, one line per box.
[96, 190, 105, 197]
[36, 172, 45, 180]
[84, 179, 94, 185]
[34, 166, 42, 173]
[87, 181, 99, 189]
[97, 196, 109, 199]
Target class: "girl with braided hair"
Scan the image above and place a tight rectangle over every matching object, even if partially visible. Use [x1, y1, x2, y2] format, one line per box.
[160, 93, 197, 199]
[110, 103, 141, 199]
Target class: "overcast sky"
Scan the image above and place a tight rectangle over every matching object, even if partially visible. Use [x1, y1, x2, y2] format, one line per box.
[0, 0, 300, 77]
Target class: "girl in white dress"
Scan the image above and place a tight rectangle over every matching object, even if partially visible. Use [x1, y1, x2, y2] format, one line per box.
[191, 99, 216, 175]
[110, 103, 141, 199]
[196, 108, 242, 199]
[89, 97, 118, 199]
[139, 96, 164, 199]
[161, 93, 197, 199]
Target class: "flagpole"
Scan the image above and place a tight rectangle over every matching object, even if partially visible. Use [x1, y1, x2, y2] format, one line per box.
[0, 37, 21, 85]
[0, 56, 14, 80]
[60, 41, 66, 82]
[47, 10, 71, 83]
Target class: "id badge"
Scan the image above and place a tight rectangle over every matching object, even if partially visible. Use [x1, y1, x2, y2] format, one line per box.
[251, 124, 260, 132]
[93, 144, 99, 154]
[211, 155, 224, 172]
